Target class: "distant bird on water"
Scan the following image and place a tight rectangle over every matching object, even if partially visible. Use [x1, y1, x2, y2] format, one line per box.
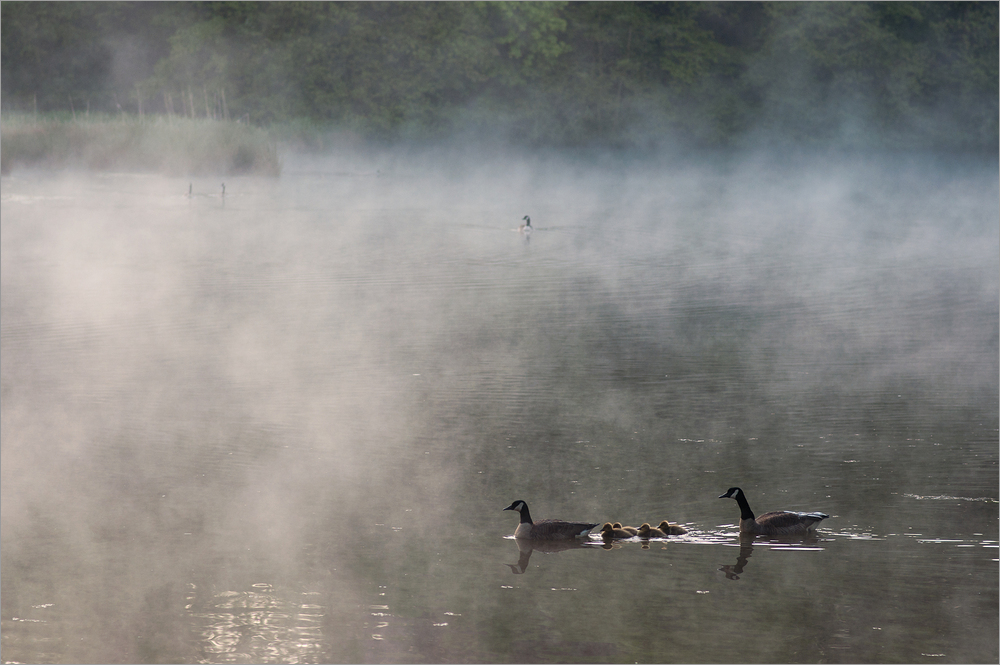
[221, 183, 226, 198]
[188, 183, 193, 198]
[503, 500, 598, 540]
[719, 487, 829, 536]
[518, 215, 532, 235]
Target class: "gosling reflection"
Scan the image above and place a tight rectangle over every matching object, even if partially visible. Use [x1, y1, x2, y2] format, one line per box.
[504, 537, 592, 574]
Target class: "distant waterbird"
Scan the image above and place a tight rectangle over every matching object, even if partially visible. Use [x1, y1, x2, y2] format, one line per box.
[503, 500, 598, 540]
[719, 487, 829, 536]
[221, 183, 226, 197]
[518, 215, 532, 235]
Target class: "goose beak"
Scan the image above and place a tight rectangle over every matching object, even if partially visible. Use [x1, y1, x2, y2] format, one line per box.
[718, 493, 729, 499]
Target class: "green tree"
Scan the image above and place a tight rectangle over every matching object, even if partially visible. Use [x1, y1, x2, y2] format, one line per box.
[741, 2, 998, 149]
[2, 1, 997, 149]
[1, 2, 112, 110]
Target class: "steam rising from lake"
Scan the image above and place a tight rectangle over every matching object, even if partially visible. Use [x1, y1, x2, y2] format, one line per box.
[1, 148, 997, 662]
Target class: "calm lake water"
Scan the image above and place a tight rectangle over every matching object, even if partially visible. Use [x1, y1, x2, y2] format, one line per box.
[1, 149, 997, 664]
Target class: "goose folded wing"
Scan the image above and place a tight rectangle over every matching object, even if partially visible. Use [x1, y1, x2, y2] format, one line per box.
[532, 519, 596, 538]
[756, 510, 826, 528]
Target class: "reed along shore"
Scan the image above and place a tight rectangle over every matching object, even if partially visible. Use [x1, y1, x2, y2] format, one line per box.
[1, 114, 280, 176]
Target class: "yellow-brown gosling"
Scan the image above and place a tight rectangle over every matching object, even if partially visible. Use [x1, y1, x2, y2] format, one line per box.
[657, 520, 688, 535]
[719, 487, 829, 536]
[503, 500, 598, 540]
[600, 522, 637, 540]
[613, 522, 639, 535]
[636, 523, 668, 538]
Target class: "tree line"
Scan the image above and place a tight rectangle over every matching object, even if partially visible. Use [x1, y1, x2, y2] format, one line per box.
[2, 1, 997, 150]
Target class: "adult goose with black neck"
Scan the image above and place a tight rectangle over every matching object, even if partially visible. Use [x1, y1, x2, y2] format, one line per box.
[503, 500, 598, 540]
[719, 487, 829, 536]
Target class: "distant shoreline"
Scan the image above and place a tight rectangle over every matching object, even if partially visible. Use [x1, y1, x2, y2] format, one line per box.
[0, 114, 281, 177]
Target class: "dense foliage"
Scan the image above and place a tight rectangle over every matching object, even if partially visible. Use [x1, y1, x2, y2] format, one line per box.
[2, 1, 997, 150]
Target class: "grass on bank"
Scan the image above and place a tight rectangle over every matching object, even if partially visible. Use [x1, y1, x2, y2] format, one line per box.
[0, 113, 280, 176]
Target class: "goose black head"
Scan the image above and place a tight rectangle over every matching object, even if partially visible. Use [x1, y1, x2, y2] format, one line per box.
[504, 500, 527, 512]
[719, 487, 742, 499]
[522, 215, 531, 226]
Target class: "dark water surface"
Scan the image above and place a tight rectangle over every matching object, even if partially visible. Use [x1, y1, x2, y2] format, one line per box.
[2, 151, 997, 663]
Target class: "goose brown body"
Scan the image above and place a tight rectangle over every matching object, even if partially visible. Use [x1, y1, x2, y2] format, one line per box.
[719, 487, 829, 536]
[503, 500, 598, 540]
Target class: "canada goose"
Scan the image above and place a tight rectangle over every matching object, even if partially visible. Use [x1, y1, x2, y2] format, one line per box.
[600, 522, 636, 540]
[719, 487, 829, 536]
[657, 520, 688, 536]
[636, 523, 668, 538]
[612, 522, 639, 535]
[519, 215, 532, 234]
[221, 183, 226, 197]
[503, 500, 598, 540]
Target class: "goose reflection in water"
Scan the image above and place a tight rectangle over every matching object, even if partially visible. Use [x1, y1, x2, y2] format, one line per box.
[719, 533, 826, 581]
[720, 542, 756, 580]
[504, 538, 593, 574]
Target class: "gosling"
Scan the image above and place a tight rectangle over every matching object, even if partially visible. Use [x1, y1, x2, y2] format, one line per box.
[657, 520, 688, 536]
[613, 522, 639, 535]
[636, 523, 668, 538]
[600, 522, 636, 540]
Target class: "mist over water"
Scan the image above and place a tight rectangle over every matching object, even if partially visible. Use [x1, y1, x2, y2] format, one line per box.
[2, 148, 997, 663]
